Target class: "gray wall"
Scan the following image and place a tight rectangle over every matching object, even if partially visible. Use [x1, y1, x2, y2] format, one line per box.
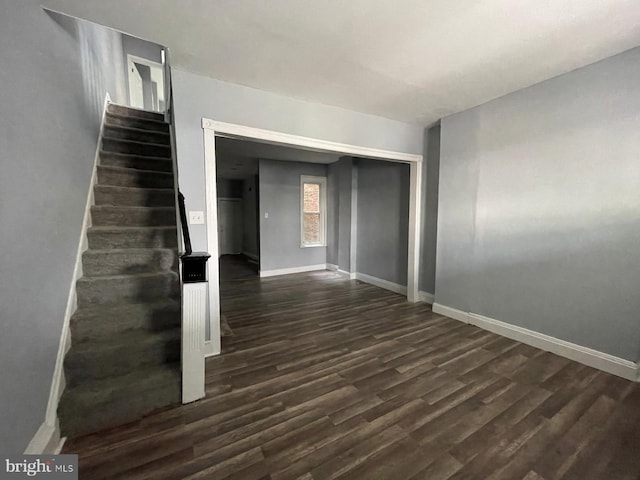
[170, 68, 424, 255]
[0, 4, 128, 452]
[122, 33, 162, 64]
[242, 175, 259, 258]
[326, 162, 339, 266]
[419, 125, 441, 294]
[436, 47, 640, 361]
[356, 159, 410, 286]
[216, 179, 243, 198]
[337, 157, 355, 272]
[121, 34, 163, 107]
[259, 159, 328, 271]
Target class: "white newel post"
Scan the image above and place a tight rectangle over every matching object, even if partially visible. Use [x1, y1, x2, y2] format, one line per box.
[181, 253, 210, 404]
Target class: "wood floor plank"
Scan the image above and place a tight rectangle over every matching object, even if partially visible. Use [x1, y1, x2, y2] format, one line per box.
[62, 256, 640, 480]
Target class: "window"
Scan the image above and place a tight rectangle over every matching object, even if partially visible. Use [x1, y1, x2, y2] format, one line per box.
[300, 175, 327, 247]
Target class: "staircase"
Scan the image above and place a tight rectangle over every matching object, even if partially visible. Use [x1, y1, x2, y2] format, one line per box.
[58, 104, 181, 438]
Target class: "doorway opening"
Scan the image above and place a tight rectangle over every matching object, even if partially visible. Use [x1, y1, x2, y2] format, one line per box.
[202, 120, 423, 358]
[127, 54, 165, 112]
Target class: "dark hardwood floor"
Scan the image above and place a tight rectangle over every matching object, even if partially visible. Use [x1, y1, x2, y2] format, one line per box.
[64, 255, 640, 479]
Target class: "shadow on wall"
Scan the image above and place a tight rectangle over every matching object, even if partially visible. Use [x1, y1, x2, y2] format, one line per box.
[46, 10, 127, 129]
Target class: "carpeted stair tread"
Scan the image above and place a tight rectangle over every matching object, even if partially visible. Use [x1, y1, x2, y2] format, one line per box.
[107, 103, 164, 121]
[102, 137, 171, 158]
[91, 205, 176, 227]
[60, 102, 180, 439]
[103, 124, 170, 145]
[99, 151, 173, 172]
[58, 365, 180, 438]
[94, 185, 175, 207]
[64, 328, 181, 386]
[82, 248, 178, 276]
[87, 226, 178, 249]
[70, 299, 181, 343]
[97, 165, 174, 189]
[76, 271, 180, 307]
[105, 112, 169, 133]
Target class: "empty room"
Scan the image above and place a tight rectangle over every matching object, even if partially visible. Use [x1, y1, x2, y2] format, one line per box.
[1, 1, 639, 479]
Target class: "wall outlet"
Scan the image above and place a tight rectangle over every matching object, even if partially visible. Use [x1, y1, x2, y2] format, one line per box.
[264, 212, 269, 219]
[189, 211, 205, 225]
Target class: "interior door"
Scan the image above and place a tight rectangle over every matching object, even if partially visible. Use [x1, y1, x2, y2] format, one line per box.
[128, 60, 144, 109]
[217, 199, 242, 255]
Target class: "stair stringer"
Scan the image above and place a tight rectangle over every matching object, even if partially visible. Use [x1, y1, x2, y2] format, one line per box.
[24, 93, 111, 455]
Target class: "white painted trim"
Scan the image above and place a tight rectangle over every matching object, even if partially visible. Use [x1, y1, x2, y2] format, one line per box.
[300, 175, 327, 248]
[202, 119, 422, 163]
[182, 283, 207, 403]
[260, 264, 328, 278]
[328, 264, 356, 279]
[204, 132, 221, 357]
[27, 94, 111, 454]
[355, 273, 407, 296]
[432, 303, 639, 382]
[340, 269, 357, 280]
[407, 161, 422, 303]
[432, 303, 470, 323]
[417, 291, 435, 304]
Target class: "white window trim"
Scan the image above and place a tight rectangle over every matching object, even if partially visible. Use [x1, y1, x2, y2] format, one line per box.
[300, 175, 327, 248]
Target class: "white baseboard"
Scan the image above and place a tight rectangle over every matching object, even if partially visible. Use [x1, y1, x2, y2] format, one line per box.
[260, 264, 327, 278]
[326, 263, 339, 271]
[26, 94, 111, 454]
[432, 302, 639, 382]
[417, 291, 435, 304]
[24, 422, 65, 455]
[355, 273, 407, 295]
[339, 269, 356, 280]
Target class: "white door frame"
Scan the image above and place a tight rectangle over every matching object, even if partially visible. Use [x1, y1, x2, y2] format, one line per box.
[126, 54, 165, 111]
[201, 118, 423, 357]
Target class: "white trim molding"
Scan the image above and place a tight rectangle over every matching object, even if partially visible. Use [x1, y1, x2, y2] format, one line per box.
[432, 303, 639, 382]
[339, 269, 357, 280]
[326, 263, 339, 271]
[355, 273, 407, 296]
[417, 291, 435, 304]
[202, 119, 422, 163]
[27, 93, 112, 454]
[260, 264, 328, 278]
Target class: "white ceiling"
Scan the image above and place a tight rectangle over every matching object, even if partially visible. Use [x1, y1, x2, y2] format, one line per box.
[43, 0, 640, 124]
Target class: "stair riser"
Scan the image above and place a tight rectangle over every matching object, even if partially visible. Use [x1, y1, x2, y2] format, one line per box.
[97, 167, 174, 189]
[88, 229, 178, 249]
[64, 340, 180, 387]
[103, 125, 170, 145]
[105, 113, 169, 133]
[102, 138, 171, 158]
[100, 152, 173, 172]
[94, 187, 175, 207]
[83, 250, 178, 276]
[107, 104, 164, 121]
[91, 207, 176, 227]
[70, 308, 181, 343]
[57, 372, 180, 438]
[76, 275, 180, 307]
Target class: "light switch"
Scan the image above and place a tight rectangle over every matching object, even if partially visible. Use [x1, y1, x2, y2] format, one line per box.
[189, 211, 205, 225]
[264, 212, 269, 219]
